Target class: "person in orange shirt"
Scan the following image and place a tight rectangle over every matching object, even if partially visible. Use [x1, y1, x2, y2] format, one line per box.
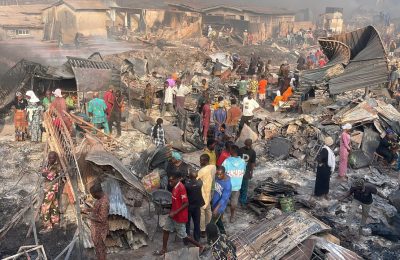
[281, 86, 293, 102]
[258, 75, 268, 107]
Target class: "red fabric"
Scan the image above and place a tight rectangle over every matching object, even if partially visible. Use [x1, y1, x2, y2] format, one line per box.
[258, 79, 268, 94]
[103, 91, 115, 119]
[319, 59, 327, 68]
[171, 182, 188, 223]
[217, 150, 230, 167]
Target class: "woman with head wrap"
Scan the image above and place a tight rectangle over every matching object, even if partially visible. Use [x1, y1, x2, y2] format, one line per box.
[26, 90, 44, 142]
[12, 91, 28, 141]
[50, 89, 72, 133]
[314, 137, 335, 199]
[339, 123, 352, 180]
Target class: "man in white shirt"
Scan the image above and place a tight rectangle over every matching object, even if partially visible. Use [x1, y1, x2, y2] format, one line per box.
[239, 92, 260, 135]
[175, 79, 191, 110]
[161, 81, 177, 116]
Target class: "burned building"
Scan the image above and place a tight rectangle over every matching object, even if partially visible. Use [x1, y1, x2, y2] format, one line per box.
[42, 0, 109, 44]
[319, 7, 344, 34]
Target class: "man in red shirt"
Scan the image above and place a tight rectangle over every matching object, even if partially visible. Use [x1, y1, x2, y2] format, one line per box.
[154, 173, 203, 256]
[217, 141, 233, 166]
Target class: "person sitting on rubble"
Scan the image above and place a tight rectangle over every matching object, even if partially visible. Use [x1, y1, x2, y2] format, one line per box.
[151, 118, 165, 147]
[88, 92, 110, 134]
[184, 169, 205, 243]
[40, 151, 62, 233]
[376, 129, 399, 165]
[154, 173, 204, 256]
[238, 92, 260, 136]
[225, 99, 241, 140]
[340, 178, 383, 233]
[205, 223, 237, 260]
[212, 59, 224, 78]
[237, 75, 248, 102]
[314, 137, 335, 199]
[211, 166, 232, 234]
[82, 182, 110, 260]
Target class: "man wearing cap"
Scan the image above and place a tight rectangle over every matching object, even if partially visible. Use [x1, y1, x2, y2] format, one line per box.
[88, 92, 110, 135]
[339, 123, 352, 180]
[165, 151, 190, 191]
[340, 179, 379, 231]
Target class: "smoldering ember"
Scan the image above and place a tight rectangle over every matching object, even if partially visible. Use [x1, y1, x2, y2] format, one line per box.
[1, 0, 400, 259]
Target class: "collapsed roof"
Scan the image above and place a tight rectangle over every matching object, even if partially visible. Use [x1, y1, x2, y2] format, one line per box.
[301, 26, 388, 95]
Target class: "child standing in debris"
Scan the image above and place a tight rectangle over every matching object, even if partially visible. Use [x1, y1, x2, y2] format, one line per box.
[154, 173, 203, 256]
[83, 182, 110, 260]
[339, 124, 352, 180]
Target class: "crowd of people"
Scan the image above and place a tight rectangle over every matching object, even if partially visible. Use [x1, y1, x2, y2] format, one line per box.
[153, 136, 256, 258]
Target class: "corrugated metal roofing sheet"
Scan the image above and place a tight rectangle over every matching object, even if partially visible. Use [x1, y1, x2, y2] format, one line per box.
[312, 236, 363, 260]
[230, 209, 331, 260]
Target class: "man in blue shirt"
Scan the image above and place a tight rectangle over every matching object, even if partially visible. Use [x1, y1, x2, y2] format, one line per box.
[211, 166, 232, 234]
[222, 145, 246, 223]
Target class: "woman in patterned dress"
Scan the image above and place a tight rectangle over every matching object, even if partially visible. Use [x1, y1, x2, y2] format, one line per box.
[26, 90, 44, 142]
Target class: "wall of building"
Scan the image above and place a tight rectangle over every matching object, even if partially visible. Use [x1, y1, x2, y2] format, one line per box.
[76, 11, 108, 37]
[0, 27, 42, 40]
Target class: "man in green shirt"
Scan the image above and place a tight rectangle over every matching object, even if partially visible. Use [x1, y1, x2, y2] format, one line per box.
[88, 92, 110, 134]
[42, 89, 55, 110]
[237, 76, 248, 102]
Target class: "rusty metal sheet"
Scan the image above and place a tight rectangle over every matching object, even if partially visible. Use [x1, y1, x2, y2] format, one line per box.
[312, 236, 363, 260]
[85, 144, 147, 196]
[281, 238, 316, 260]
[333, 100, 379, 125]
[230, 209, 331, 260]
[71, 67, 113, 92]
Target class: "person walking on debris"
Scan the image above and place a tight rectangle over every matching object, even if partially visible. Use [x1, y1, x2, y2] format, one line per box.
[143, 83, 154, 116]
[314, 137, 335, 199]
[222, 145, 246, 223]
[197, 154, 216, 238]
[225, 99, 241, 140]
[237, 75, 248, 102]
[88, 92, 110, 134]
[50, 89, 72, 133]
[161, 80, 176, 117]
[108, 89, 123, 137]
[154, 173, 203, 256]
[206, 223, 237, 260]
[83, 182, 110, 260]
[239, 139, 256, 206]
[151, 118, 165, 147]
[211, 166, 232, 234]
[214, 102, 227, 139]
[238, 92, 260, 136]
[42, 89, 55, 111]
[12, 92, 28, 141]
[340, 179, 381, 232]
[184, 170, 205, 242]
[202, 98, 212, 144]
[339, 123, 352, 180]
[258, 75, 268, 107]
[26, 90, 44, 142]
[40, 151, 62, 233]
[204, 139, 217, 166]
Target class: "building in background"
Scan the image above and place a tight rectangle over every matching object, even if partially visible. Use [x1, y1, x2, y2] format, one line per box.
[0, 5, 47, 40]
[320, 7, 344, 34]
